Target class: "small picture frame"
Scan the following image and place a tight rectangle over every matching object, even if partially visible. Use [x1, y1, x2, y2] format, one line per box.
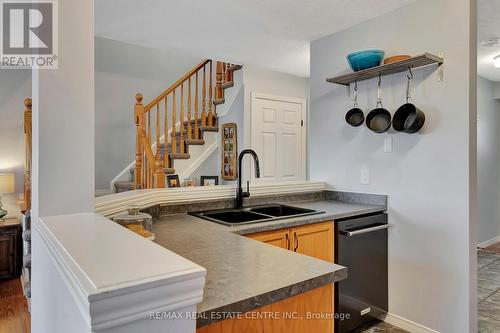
[184, 178, 196, 187]
[166, 174, 180, 188]
[221, 123, 238, 180]
[200, 176, 219, 186]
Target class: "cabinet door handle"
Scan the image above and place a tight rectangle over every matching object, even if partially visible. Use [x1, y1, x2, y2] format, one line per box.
[285, 233, 290, 250]
[293, 232, 298, 252]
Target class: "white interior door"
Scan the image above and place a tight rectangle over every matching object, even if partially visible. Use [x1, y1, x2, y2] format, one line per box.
[251, 93, 306, 182]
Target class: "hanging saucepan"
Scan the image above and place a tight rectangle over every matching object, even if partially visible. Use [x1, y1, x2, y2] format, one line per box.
[345, 80, 364, 127]
[393, 69, 425, 133]
[366, 74, 391, 133]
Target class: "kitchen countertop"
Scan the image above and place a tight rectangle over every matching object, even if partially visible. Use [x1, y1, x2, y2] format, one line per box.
[152, 198, 386, 327]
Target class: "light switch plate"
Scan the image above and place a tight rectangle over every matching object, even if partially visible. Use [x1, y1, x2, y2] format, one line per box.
[360, 168, 369, 185]
[384, 137, 393, 153]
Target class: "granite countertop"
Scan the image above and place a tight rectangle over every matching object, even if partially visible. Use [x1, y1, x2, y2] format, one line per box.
[153, 198, 386, 327]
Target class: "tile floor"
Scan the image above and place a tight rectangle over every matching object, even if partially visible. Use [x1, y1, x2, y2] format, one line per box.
[478, 249, 500, 332]
[355, 320, 408, 332]
[357, 249, 500, 333]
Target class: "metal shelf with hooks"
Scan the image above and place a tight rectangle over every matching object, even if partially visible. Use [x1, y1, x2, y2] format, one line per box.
[326, 53, 444, 86]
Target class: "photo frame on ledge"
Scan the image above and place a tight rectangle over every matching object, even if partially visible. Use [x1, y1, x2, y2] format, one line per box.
[166, 175, 180, 188]
[200, 176, 219, 186]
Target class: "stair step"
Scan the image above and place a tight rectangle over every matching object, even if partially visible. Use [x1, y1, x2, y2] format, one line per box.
[200, 126, 219, 132]
[222, 81, 234, 89]
[164, 167, 176, 174]
[213, 98, 225, 105]
[183, 119, 201, 126]
[169, 153, 190, 160]
[115, 181, 135, 193]
[185, 139, 205, 145]
[228, 64, 242, 72]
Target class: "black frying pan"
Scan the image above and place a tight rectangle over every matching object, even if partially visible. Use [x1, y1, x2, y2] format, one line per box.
[393, 73, 425, 133]
[366, 77, 391, 133]
[345, 81, 364, 127]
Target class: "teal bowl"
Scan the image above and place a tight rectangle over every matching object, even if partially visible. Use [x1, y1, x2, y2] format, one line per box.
[347, 49, 385, 72]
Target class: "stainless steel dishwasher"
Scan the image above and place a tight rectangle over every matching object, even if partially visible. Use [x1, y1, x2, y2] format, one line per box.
[336, 213, 389, 332]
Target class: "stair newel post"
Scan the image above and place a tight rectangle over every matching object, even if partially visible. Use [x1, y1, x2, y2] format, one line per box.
[208, 60, 214, 126]
[163, 96, 169, 168]
[154, 103, 165, 188]
[201, 65, 207, 127]
[179, 83, 185, 154]
[215, 61, 223, 100]
[147, 104, 152, 188]
[195, 71, 200, 139]
[171, 89, 177, 154]
[134, 93, 144, 189]
[187, 77, 192, 141]
[23, 98, 32, 210]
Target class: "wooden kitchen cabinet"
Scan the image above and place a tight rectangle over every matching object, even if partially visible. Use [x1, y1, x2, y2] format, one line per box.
[246, 221, 334, 263]
[291, 222, 334, 263]
[198, 284, 334, 333]
[246, 228, 290, 250]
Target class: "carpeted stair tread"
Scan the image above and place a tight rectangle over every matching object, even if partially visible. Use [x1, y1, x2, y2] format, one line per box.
[222, 81, 234, 89]
[213, 98, 225, 105]
[185, 139, 205, 145]
[169, 153, 190, 159]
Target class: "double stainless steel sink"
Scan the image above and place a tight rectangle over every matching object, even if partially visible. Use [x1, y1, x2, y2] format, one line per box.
[190, 204, 324, 226]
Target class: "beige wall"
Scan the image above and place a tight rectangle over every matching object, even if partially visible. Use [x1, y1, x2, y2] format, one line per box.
[310, 0, 476, 331]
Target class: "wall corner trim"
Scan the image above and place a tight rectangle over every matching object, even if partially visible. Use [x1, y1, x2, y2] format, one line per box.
[36, 213, 206, 331]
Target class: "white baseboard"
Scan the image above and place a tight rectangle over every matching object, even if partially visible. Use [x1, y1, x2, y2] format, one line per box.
[381, 313, 439, 333]
[478, 235, 500, 248]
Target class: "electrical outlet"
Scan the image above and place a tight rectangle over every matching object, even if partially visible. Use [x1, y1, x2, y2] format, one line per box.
[360, 169, 369, 185]
[384, 137, 393, 153]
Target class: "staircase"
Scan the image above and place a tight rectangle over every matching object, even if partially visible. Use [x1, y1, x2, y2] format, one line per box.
[115, 60, 242, 192]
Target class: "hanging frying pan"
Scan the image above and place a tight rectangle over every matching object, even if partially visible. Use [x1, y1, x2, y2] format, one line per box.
[393, 69, 426, 133]
[345, 80, 364, 127]
[366, 74, 391, 133]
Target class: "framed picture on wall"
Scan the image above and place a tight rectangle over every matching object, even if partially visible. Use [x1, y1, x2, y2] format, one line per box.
[200, 176, 219, 186]
[221, 123, 237, 180]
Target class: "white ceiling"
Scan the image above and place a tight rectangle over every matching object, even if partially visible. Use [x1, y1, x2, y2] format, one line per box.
[478, 0, 500, 82]
[95, 0, 416, 77]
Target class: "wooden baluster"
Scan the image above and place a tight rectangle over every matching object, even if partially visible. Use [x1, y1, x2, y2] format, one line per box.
[187, 78, 192, 141]
[215, 61, 223, 101]
[23, 98, 32, 209]
[226, 63, 233, 82]
[208, 61, 214, 126]
[154, 103, 165, 188]
[134, 93, 144, 189]
[201, 65, 207, 127]
[223, 63, 228, 83]
[155, 104, 161, 160]
[171, 89, 177, 153]
[194, 71, 200, 139]
[163, 96, 169, 168]
[179, 83, 185, 154]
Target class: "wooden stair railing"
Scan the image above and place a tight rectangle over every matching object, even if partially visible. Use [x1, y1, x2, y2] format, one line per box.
[23, 98, 32, 211]
[134, 59, 241, 190]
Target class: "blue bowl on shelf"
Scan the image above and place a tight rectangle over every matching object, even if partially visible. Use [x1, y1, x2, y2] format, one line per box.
[346, 49, 385, 72]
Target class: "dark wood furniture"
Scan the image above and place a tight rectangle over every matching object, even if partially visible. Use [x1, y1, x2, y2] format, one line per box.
[0, 217, 22, 279]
